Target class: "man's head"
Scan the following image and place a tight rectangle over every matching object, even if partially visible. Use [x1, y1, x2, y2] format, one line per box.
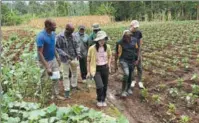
[65, 23, 75, 36]
[78, 25, 86, 35]
[122, 30, 132, 43]
[130, 20, 139, 32]
[44, 19, 56, 32]
[92, 23, 101, 34]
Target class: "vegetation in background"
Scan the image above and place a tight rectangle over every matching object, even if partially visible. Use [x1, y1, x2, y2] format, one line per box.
[2, 1, 199, 26]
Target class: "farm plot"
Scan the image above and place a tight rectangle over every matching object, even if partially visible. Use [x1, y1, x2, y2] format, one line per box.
[1, 21, 199, 123]
[1, 29, 128, 123]
[105, 21, 199, 123]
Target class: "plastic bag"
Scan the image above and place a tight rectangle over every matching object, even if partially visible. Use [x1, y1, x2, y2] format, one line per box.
[50, 71, 61, 80]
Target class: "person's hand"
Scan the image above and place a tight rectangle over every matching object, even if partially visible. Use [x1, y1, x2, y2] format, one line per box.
[47, 68, 52, 76]
[57, 59, 61, 66]
[86, 72, 91, 79]
[134, 60, 139, 65]
[77, 56, 81, 61]
[109, 67, 112, 74]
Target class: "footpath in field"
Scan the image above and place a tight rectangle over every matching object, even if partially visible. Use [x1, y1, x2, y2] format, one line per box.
[48, 58, 161, 123]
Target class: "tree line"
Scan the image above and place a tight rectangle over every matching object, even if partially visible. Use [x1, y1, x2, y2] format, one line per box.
[1, 1, 199, 26]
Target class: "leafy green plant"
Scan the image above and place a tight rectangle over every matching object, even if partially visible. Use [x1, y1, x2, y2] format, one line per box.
[152, 94, 161, 104]
[185, 93, 198, 107]
[140, 88, 149, 101]
[167, 103, 176, 115]
[190, 74, 199, 82]
[158, 84, 167, 91]
[2, 101, 128, 123]
[179, 115, 191, 123]
[191, 84, 199, 95]
[169, 88, 179, 98]
[177, 78, 184, 88]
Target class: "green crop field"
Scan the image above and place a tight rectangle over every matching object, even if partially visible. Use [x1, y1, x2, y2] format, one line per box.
[1, 20, 199, 123]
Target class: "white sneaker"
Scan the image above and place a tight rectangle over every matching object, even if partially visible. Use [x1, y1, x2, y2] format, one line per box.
[96, 102, 103, 107]
[121, 92, 128, 97]
[127, 89, 133, 95]
[138, 82, 145, 89]
[82, 79, 87, 83]
[102, 102, 107, 107]
[131, 81, 136, 87]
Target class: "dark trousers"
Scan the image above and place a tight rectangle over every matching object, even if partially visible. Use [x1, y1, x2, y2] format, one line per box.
[120, 60, 134, 92]
[132, 59, 142, 82]
[94, 64, 109, 102]
[79, 57, 87, 80]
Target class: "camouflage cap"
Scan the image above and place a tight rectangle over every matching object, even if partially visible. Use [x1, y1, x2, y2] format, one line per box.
[92, 23, 100, 30]
[78, 25, 86, 30]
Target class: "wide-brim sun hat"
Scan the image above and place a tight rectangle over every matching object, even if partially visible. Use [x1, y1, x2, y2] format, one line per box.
[130, 20, 139, 28]
[94, 31, 108, 41]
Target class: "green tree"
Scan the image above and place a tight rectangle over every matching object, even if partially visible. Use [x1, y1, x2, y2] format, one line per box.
[112, 1, 133, 21]
[14, 1, 28, 15]
[41, 1, 56, 17]
[56, 0, 68, 16]
[28, 1, 42, 17]
[95, 2, 115, 15]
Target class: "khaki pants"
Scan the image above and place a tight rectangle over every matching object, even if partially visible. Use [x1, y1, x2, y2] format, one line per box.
[62, 59, 79, 91]
[39, 58, 60, 96]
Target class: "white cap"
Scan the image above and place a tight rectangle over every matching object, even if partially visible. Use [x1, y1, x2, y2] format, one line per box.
[130, 20, 139, 28]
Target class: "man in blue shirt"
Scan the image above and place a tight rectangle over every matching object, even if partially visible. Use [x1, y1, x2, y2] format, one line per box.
[36, 19, 64, 100]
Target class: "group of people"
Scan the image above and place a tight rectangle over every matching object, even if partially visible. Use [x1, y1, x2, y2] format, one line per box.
[36, 19, 144, 107]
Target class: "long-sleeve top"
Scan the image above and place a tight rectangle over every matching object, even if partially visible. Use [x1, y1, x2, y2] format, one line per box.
[55, 31, 80, 63]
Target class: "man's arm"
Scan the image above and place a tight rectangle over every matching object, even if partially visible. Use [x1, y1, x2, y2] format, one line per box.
[115, 42, 119, 72]
[108, 46, 112, 73]
[134, 42, 140, 65]
[55, 50, 61, 66]
[138, 38, 142, 60]
[55, 36, 62, 66]
[86, 47, 91, 78]
[75, 36, 81, 59]
[139, 31, 143, 60]
[38, 47, 49, 70]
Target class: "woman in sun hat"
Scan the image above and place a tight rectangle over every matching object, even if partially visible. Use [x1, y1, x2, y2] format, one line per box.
[87, 30, 112, 107]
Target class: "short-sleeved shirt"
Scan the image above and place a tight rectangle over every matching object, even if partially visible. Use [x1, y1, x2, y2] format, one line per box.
[132, 30, 142, 47]
[36, 29, 56, 61]
[116, 37, 138, 63]
[88, 32, 97, 47]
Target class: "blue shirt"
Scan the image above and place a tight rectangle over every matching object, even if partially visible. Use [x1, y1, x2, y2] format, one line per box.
[36, 30, 56, 61]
